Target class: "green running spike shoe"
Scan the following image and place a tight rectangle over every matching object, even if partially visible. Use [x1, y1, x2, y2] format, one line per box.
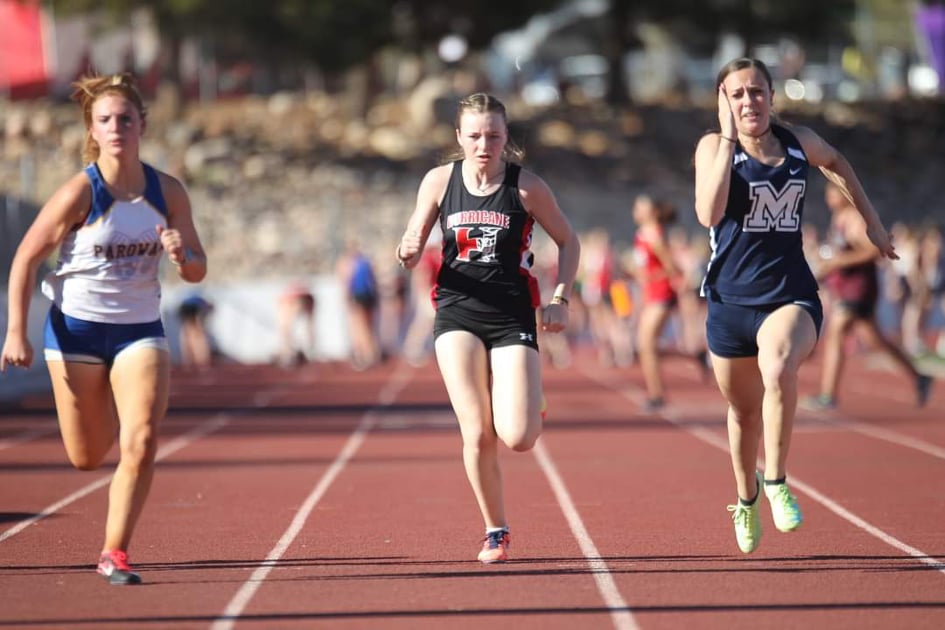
[726, 471, 763, 554]
[764, 481, 803, 532]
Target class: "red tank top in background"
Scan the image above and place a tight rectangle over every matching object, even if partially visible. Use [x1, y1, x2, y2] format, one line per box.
[633, 229, 676, 304]
[823, 233, 878, 305]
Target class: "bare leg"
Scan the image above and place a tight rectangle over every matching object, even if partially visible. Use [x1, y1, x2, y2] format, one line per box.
[490, 345, 543, 452]
[756, 305, 817, 480]
[637, 303, 671, 402]
[180, 320, 211, 369]
[857, 319, 920, 379]
[434, 332, 505, 528]
[818, 308, 855, 400]
[47, 361, 117, 470]
[711, 354, 765, 500]
[104, 348, 169, 551]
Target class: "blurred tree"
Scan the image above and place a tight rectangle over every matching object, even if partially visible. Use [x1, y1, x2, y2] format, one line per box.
[48, 0, 558, 84]
[390, 0, 559, 51]
[596, 0, 857, 104]
[605, 0, 634, 105]
[645, 0, 857, 50]
[47, 0, 870, 107]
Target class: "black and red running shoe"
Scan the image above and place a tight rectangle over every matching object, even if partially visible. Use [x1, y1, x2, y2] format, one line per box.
[97, 550, 142, 585]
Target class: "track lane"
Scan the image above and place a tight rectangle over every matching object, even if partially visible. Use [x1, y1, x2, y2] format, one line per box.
[0, 351, 942, 629]
[568, 356, 945, 629]
[0, 364, 402, 627]
[228, 368, 634, 629]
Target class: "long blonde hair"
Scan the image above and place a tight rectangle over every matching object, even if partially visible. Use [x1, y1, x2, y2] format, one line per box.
[70, 73, 147, 164]
[442, 92, 525, 164]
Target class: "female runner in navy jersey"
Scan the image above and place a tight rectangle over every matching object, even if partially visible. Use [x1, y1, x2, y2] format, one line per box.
[1, 73, 207, 583]
[693, 58, 896, 554]
[395, 93, 580, 563]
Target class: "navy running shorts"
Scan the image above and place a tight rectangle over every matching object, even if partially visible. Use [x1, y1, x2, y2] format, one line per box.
[705, 296, 823, 358]
[44, 306, 168, 365]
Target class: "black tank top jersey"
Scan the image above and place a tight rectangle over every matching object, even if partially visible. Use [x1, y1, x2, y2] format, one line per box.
[434, 160, 540, 311]
[702, 124, 819, 305]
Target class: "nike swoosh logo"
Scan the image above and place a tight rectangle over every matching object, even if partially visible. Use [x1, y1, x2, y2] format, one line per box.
[789, 167, 802, 175]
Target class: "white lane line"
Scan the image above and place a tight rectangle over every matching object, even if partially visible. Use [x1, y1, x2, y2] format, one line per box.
[848, 379, 913, 406]
[790, 362, 945, 457]
[0, 426, 58, 452]
[583, 368, 945, 577]
[817, 415, 945, 461]
[211, 368, 413, 630]
[599, 361, 939, 459]
[788, 477, 945, 573]
[681, 424, 945, 574]
[533, 441, 639, 630]
[0, 413, 231, 544]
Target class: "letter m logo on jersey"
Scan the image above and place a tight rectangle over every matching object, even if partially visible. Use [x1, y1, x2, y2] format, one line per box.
[742, 180, 806, 232]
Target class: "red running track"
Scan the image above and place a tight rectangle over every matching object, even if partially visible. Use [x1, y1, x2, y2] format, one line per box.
[0, 350, 943, 629]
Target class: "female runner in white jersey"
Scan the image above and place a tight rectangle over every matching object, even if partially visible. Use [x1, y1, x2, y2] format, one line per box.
[395, 93, 580, 563]
[1, 73, 207, 584]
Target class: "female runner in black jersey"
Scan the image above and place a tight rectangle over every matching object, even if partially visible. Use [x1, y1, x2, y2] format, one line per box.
[395, 93, 580, 563]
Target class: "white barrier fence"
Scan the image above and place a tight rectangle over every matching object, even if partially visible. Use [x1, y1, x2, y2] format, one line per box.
[0, 276, 351, 402]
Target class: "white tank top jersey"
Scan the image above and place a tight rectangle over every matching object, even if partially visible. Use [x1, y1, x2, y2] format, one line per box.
[41, 163, 169, 324]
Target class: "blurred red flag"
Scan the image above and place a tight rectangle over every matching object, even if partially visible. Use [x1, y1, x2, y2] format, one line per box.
[0, 0, 49, 98]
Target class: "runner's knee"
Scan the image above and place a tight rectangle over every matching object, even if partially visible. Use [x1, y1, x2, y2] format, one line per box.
[119, 424, 158, 467]
[498, 418, 540, 452]
[65, 444, 110, 471]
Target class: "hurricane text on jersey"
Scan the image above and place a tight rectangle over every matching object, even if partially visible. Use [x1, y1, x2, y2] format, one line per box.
[435, 161, 540, 311]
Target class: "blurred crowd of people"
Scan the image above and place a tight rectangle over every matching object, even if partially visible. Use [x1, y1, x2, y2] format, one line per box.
[170, 197, 944, 409]
[798, 185, 940, 409]
[804, 213, 945, 359]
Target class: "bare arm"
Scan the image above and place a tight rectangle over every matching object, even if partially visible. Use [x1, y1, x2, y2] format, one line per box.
[396, 164, 450, 269]
[795, 126, 897, 260]
[694, 86, 739, 228]
[158, 174, 207, 283]
[829, 243, 880, 270]
[2, 173, 91, 371]
[519, 169, 581, 309]
[819, 213, 879, 278]
[693, 133, 736, 227]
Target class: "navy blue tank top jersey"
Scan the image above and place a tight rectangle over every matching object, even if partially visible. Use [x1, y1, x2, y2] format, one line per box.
[702, 124, 819, 306]
[434, 160, 540, 311]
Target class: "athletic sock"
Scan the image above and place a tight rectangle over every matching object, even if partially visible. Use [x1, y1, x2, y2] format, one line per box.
[738, 474, 761, 506]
